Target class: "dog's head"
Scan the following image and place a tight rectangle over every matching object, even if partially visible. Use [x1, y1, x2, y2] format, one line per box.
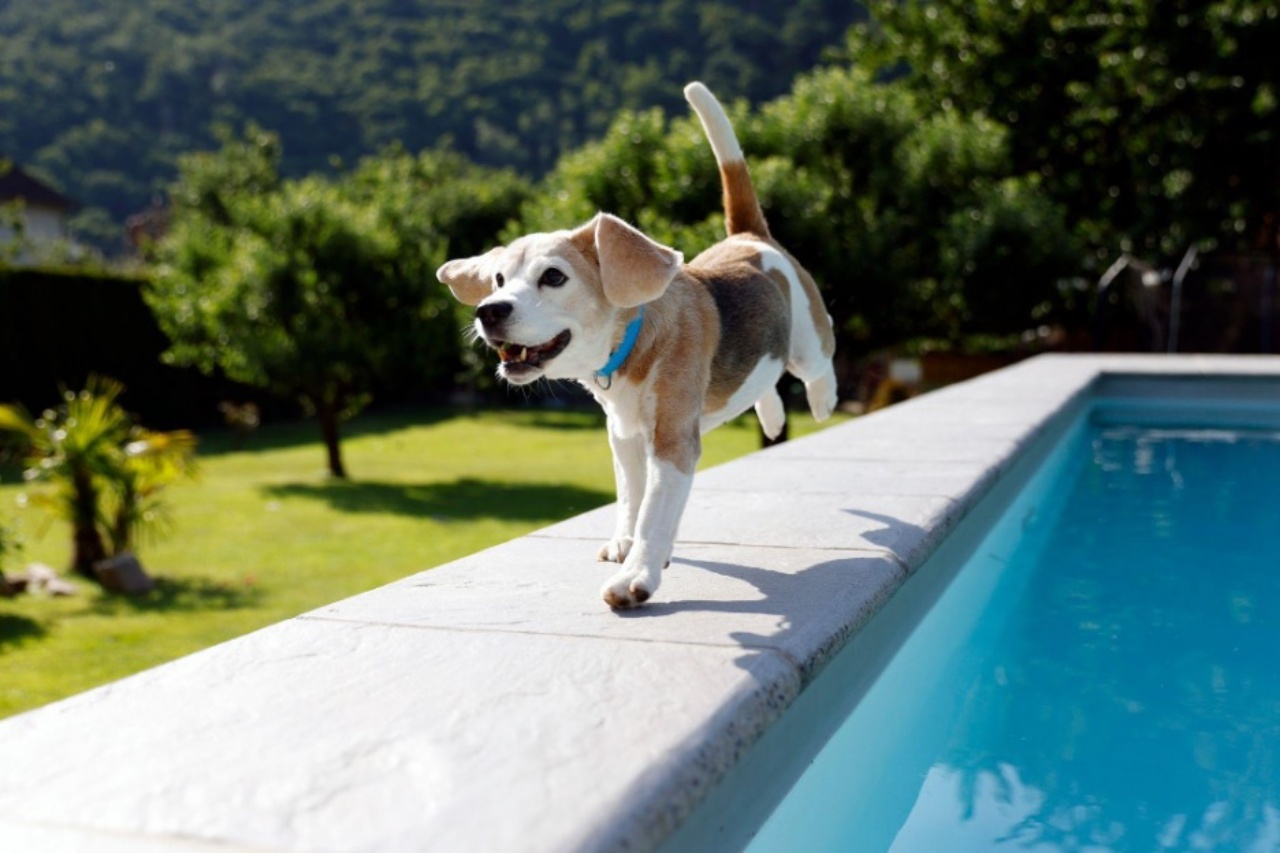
[437, 214, 683, 385]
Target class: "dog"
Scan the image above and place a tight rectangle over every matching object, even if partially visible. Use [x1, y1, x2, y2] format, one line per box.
[437, 82, 837, 609]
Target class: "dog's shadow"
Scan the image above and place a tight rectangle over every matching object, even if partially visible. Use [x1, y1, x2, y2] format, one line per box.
[610, 507, 931, 671]
[841, 506, 935, 556]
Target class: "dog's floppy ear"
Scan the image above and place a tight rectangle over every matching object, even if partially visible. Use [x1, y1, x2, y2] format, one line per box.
[437, 247, 504, 306]
[593, 214, 683, 308]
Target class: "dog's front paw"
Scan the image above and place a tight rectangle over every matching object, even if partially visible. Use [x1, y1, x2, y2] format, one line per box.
[601, 568, 655, 610]
[602, 584, 651, 610]
[597, 536, 634, 564]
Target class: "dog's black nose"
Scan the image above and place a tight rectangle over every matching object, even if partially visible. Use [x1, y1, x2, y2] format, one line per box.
[476, 301, 513, 330]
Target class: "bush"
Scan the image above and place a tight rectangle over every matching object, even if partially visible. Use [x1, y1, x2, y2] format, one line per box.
[514, 66, 1079, 356]
[0, 266, 272, 429]
[0, 376, 196, 583]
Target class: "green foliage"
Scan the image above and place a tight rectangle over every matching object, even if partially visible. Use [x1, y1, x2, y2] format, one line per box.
[849, 0, 1280, 259]
[512, 105, 727, 250]
[518, 65, 1078, 354]
[149, 129, 531, 476]
[165, 124, 283, 227]
[0, 517, 19, 578]
[110, 427, 199, 556]
[0, 266, 253, 431]
[0, 377, 197, 581]
[0, 0, 863, 251]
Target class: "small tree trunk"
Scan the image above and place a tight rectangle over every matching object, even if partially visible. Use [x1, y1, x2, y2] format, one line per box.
[70, 467, 107, 578]
[317, 402, 347, 479]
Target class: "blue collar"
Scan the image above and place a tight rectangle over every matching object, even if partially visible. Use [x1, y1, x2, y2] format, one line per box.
[594, 306, 645, 389]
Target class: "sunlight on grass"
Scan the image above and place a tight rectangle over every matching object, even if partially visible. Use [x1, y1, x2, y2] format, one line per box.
[0, 405, 848, 718]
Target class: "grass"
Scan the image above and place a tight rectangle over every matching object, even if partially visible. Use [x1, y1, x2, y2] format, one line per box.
[0, 404, 847, 719]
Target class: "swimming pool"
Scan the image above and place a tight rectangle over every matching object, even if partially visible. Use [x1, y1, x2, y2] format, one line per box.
[669, 376, 1280, 852]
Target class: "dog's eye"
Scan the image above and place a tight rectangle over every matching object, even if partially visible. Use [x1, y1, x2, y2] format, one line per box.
[495, 273, 505, 288]
[539, 268, 567, 288]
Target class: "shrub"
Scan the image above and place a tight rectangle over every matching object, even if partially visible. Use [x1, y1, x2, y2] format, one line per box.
[0, 376, 196, 583]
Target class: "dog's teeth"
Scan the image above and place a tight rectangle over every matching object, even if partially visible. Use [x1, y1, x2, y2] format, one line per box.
[520, 347, 528, 361]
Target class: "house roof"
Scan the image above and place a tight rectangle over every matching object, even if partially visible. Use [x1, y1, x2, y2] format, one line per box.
[0, 163, 76, 211]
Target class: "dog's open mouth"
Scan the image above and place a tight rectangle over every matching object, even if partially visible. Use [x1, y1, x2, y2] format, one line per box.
[494, 330, 572, 375]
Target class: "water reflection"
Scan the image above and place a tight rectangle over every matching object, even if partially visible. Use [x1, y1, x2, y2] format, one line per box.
[894, 765, 1280, 851]
[906, 426, 1280, 851]
[748, 422, 1280, 852]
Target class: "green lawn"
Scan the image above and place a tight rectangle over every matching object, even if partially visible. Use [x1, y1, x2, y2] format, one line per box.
[0, 404, 846, 719]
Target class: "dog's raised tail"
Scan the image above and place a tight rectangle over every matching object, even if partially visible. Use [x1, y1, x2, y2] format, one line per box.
[684, 82, 770, 240]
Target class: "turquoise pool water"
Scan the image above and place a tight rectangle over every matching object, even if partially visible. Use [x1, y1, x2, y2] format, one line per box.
[747, 398, 1280, 852]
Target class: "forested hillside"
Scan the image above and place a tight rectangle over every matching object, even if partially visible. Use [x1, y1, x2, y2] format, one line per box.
[0, 0, 865, 250]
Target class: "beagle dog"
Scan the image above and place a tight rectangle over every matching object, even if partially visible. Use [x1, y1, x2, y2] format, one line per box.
[437, 82, 837, 609]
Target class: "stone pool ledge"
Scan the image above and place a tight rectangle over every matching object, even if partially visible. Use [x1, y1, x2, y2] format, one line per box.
[1, 354, 1277, 852]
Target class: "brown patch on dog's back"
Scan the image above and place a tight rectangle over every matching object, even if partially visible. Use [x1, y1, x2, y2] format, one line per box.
[690, 237, 767, 277]
[767, 269, 791, 309]
[618, 270, 717, 385]
[683, 245, 790, 413]
[704, 275, 788, 411]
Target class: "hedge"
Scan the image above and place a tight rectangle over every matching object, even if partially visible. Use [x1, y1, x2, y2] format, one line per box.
[0, 266, 276, 429]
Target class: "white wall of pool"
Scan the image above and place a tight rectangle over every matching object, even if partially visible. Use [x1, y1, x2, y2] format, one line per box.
[0, 355, 1277, 852]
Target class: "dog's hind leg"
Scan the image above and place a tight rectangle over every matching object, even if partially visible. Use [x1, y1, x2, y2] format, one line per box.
[786, 287, 838, 422]
[797, 361, 838, 422]
[755, 385, 786, 440]
[759, 248, 838, 422]
[790, 299, 838, 421]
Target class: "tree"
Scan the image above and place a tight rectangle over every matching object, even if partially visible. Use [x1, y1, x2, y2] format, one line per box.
[0, 376, 196, 583]
[848, 0, 1280, 261]
[0, 0, 864, 252]
[517, 65, 1077, 358]
[0, 516, 19, 582]
[149, 129, 529, 477]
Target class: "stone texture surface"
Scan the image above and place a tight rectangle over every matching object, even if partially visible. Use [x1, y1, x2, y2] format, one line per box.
[535, 490, 962, 570]
[0, 819, 254, 852]
[311, 539, 905, 686]
[693, 456, 995, 499]
[0, 619, 797, 853]
[2, 355, 1277, 852]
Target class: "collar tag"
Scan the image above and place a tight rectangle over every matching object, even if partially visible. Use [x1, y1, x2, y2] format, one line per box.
[594, 306, 645, 390]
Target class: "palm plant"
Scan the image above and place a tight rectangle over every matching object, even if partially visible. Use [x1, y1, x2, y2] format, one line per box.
[108, 427, 199, 556]
[0, 377, 196, 582]
[0, 518, 19, 580]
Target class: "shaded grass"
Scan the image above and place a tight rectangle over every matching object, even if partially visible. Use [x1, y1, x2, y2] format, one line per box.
[262, 478, 613, 521]
[0, 614, 46, 651]
[0, 405, 847, 718]
[87, 576, 263, 615]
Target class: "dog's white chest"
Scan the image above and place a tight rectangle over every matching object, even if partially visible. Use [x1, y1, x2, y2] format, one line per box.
[588, 380, 651, 440]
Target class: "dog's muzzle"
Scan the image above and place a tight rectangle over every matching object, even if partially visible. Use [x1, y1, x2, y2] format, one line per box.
[495, 331, 573, 371]
[474, 301, 573, 380]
